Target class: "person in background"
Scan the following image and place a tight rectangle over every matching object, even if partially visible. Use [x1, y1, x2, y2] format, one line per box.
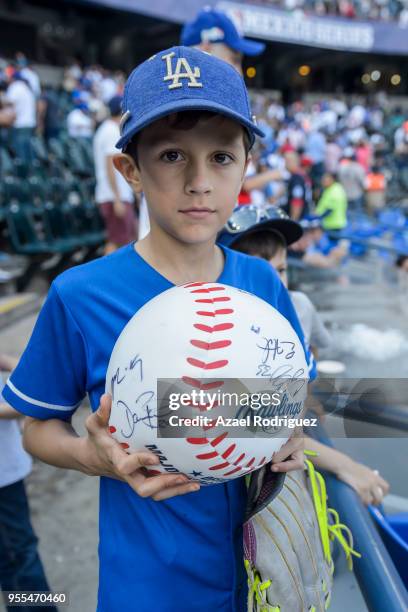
[338, 147, 366, 214]
[37, 87, 62, 143]
[6, 68, 36, 163]
[316, 171, 348, 232]
[93, 95, 136, 254]
[15, 53, 41, 99]
[289, 216, 349, 269]
[219, 214, 389, 506]
[283, 151, 311, 221]
[137, 7, 267, 240]
[365, 164, 386, 214]
[66, 92, 94, 140]
[305, 127, 326, 190]
[0, 354, 57, 612]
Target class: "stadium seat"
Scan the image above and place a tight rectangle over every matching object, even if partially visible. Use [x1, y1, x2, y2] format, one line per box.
[6, 204, 78, 255]
[0, 147, 14, 177]
[2, 177, 30, 206]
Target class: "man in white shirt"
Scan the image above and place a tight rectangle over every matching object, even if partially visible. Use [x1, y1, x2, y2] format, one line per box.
[67, 97, 94, 139]
[6, 71, 37, 163]
[93, 95, 136, 254]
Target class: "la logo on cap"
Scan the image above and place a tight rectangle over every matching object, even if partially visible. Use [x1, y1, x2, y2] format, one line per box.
[162, 52, 203, 90]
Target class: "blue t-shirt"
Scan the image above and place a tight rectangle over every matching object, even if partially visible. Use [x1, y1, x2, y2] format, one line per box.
[3, 243, 313, 612]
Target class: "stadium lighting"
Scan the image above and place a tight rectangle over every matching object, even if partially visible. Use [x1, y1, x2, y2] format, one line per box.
[371, 70, 381, 82]
[298, 65, 311, 77]
[391, 74, 401, 86]
[361, 73, 371, 84]
[246, 67, 257, 78]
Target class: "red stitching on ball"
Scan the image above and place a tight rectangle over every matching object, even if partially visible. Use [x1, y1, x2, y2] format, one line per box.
[186, 357, 229, 370]
[210, 431, 229, 447]
[222, 444, 236, 459]
[246, 458, 256, 468]
[190, 287, 226, 293]
[120, 442, 129, 449]
[181, 376, 224, 390]
[209, 461, 231, 471]
[186, 437, 209, 445]
[258, 456, 266, 466]
[223, 466, 243, 477]
[184, 282, 205, 288]
[194, 297, 231, 303]
[196, 450, 218, 460]
[234, 453, 246, 465]
[108, 426, 116, 433]
[194, 323, 234, 333]
[196, 309, 234, 317]
[190, 339, 231, 351]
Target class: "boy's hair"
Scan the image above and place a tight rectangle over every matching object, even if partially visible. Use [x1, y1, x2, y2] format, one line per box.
[125, 110, 252, 167]
[232, 229, 287, 261]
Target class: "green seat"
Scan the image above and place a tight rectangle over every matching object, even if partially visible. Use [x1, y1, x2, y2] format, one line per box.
[6, 204, 78, 255]
[3, 177, 30, 206]
[6, 204, 54, 255]
[0, 147, 14, 177]
[27, 176, 47, 205]
[30, 136, 48, 164]
[42, 202, 84, 251]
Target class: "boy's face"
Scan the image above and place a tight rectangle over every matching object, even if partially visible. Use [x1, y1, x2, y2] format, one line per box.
[115, 114, 248, 246]
[269, 247, 288, 288]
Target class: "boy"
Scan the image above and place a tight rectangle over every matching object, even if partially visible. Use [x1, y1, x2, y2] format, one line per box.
[4, 48, 310, 612]
[218, 208, 389, 506]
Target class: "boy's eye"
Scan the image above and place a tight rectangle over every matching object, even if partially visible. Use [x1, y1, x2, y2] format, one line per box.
[161, 151, 183, 162]
[213, 153, 233, 165]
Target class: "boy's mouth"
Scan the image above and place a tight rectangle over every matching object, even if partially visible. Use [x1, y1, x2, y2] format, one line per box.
[179, 208, 215, 219]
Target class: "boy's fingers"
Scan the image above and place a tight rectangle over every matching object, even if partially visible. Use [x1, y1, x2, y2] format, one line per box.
[113, 451, 159, 476]
[132, 473, 191, 499]
[271, 450, 304, 472]
[272, 439, 302, 464]
[152, 481, 200, 501]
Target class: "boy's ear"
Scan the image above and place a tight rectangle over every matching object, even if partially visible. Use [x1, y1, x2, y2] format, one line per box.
[113, 154, 143, 193]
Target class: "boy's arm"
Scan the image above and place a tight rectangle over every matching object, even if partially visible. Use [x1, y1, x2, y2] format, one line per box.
[304, 437, 389, 505]
[23, 394, 200, 501]
[0, 403, 24, 419]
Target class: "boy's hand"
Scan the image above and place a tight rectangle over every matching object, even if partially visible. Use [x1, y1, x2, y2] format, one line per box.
[336, 459, 390, 505]
[270, 429, 304, 473]
[83, 394, 200, 501]
[113, 199, 126, 219]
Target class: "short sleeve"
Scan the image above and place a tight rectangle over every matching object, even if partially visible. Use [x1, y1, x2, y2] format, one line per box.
[103, 123, 119, 156]
[276, 282, 317, 381]
[3, 283, 87, 421]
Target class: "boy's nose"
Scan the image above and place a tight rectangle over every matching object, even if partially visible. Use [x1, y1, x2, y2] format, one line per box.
[184, 162, 213, 196]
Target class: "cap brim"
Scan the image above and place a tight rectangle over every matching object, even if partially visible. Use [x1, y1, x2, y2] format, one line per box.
[229, 37, 266, 56]
[218, 218, 303, 248]
[116, 98, 265, 150]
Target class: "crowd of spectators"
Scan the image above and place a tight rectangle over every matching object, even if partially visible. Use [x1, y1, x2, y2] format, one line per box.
[252, 0, 408, 24]
[0, 51, 407, 274]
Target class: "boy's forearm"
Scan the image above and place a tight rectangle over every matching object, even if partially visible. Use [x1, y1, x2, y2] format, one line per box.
[23, 417, 92, 475]
[0, 403, 23, 419]
[304, 437, 353, 476]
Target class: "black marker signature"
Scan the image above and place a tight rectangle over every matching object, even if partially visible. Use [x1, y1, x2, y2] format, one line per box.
[110, 354, 143, 401]
[256, 337, 296, 364]
[119, 391, 156, 438]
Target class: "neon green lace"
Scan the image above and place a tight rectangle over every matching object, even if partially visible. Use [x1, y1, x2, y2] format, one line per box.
[304, 454, 361, 570]
[245, 559, 280, 612]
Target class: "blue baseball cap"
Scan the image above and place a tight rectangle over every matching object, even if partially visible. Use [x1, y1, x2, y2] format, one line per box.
[116, 46, 264, 151]
[181, 9, 265, 56]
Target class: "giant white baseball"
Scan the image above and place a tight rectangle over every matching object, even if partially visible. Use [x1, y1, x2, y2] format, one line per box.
[106, 282, 308, 485]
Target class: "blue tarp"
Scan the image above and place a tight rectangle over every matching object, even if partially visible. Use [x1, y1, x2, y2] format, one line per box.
[77, 0, 408, 55]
